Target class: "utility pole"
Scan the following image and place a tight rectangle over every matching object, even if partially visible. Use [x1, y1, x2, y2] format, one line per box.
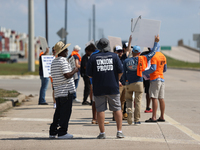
[93, 4, 95, 42]
[98, 28, 104, 39]
[65, 0, 68, 43]
[45, 0, 48, 43]
[28, 0, 35, 72]
[89, 18, 91, 41]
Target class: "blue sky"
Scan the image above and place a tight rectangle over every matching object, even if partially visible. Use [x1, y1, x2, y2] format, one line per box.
[0, 0, 200, 54]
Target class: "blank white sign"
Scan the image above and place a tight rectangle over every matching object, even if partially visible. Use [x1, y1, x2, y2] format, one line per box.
[131, 18, 161, 48]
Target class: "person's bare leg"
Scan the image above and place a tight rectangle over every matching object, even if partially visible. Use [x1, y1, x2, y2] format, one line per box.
[89, 85, 93, 104]
[151, 98, 158, 120]
[92, 101, 97, 120]
[113, 110, 122, 131]
[146, 93, 151, 109]
[97, 111, 105, 133]
[158, 98, 165, 120]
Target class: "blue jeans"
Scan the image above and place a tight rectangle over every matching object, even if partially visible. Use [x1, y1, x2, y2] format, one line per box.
[39, 76, 49, 104]
[73, 75, 80, 99]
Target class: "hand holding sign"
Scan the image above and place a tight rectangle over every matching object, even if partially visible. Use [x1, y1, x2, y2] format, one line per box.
[155, 35, 160, 43]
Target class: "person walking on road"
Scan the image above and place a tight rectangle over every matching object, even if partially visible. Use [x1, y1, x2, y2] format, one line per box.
[49, 41, 78, 139]
[144, 43, 167, 123]
[38, 47, 49, 105]
[123, 35, 160, 125]
[86, 38, 125, 139]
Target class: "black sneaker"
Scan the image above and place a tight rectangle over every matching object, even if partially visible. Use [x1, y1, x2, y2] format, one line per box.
[38, 102, 48, 105]
[82, 101, 90, 105]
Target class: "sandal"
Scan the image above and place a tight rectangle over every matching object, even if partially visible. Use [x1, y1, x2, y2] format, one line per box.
[92, 120, 98, 124]
[157, 118, 165, 122]
[145, 118, 157, 123]
[104, 121, 109, 124]
[91, 120, 109, 124]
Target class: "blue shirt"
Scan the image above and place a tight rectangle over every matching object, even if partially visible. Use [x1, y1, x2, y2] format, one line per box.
[86, 51, 123, 96]
[123, 42, 158, 85]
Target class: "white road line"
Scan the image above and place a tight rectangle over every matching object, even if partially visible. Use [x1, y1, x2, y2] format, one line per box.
[1, 105, 200, 143]
[164, 114, 200, 142]
[141, 99, 200, 143]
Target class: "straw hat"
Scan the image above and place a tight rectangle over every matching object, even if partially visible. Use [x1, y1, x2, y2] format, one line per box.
[54, 41, 71, 56]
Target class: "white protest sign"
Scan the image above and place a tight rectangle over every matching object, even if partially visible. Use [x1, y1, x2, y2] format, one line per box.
[68, 56, 78, 80]
[131, 17, 161, 48]
[108, 36, 122, 52]
[41, 55, 55, 77]
[39, 36, 48, 51]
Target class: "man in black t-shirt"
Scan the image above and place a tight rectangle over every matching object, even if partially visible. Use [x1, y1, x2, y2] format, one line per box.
[86, 38, 125, 139]
[80, 44, 95, 105]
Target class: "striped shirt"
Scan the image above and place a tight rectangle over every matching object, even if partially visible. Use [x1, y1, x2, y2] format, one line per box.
[51, 57, 75, 98]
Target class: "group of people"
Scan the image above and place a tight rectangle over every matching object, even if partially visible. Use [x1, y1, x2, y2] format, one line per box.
[39, 34, 167, 139]
[38, 44, 83, 108]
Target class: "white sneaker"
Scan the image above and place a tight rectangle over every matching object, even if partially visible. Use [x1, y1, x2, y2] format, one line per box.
[53, 103, 56, 109]
[97, 133, 106, 139]
[57, 133, 73, 139]
[73, 98, 81, 103]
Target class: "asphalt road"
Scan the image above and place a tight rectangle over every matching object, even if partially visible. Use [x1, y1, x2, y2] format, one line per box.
[0, 68, 200, 150]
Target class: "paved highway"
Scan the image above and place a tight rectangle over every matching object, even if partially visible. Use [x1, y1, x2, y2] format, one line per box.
[0, 69, 199, 149]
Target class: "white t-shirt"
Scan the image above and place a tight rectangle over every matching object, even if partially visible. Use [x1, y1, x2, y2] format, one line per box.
[51, 57, 75, 98]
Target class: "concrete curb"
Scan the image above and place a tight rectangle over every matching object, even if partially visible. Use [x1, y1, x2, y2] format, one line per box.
[0, 94, 26, 113]
[0, 101, 12, 112]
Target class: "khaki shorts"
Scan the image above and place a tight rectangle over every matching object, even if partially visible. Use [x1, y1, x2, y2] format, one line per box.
[149, 80, 165, 99]
[94, 94, 121, 112]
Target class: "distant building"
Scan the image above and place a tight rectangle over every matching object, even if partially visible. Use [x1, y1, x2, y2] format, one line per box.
[0, 27, 41, 59]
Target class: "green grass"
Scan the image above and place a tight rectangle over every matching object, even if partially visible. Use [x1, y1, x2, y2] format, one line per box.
[165, 55, 200, 69]
[0, 89, 20, 104]
[0, 63, 39, 75]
